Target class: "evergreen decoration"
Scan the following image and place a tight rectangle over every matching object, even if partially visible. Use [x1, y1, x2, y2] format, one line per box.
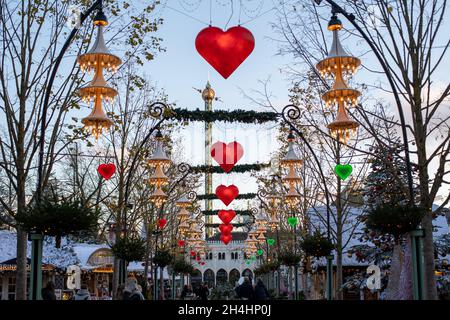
[205, 223, 246, 228]
[170, 108, 279, 124]
[190, 163, 270, 174]
[111, 237, 146, 262]
[196, 193, 256, 200]
[171, 258, 194, 275]
[300, 231, 334, 258]
[202, 210, 252, 216]
[362, 142, 422, 241]
[365, 205, 425, 238]
[254, 261, 281, 275]
[153, 250, 173, 268]
[16, 196, 99, 248]
[277, 251, 302, 267]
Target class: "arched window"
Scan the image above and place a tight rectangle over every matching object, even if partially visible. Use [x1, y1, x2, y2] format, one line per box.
[216, 269, 228, 284]
[229, 269, 240, 286]
[218, 252, 225, 260]
[203, 269, 215, 287]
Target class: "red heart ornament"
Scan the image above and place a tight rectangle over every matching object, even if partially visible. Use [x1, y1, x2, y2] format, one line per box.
[196, 256, 201, 261]
[220, 234, 232, 245]
[211, 141, 244, 173]
[195, 26, 255, 79]
[219, 223, 233, 235]
[215, 184, 239, 206]
[97, 163, 116, 180]
[200, 262, 205, 266]
[190, 251, 196, 257]
[157, 218, 167, 229]
[177, 240, 185, 247]
[218, 210, 236, 225]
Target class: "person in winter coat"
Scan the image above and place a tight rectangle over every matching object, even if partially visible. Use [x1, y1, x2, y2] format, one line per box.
[41, 281, 56, 300]
[123, 277, 145, 301]
[236, 277, 254, 300]
[254, 279, 269, 300]
[197, 283, 209, 301]
[74, 284, 91, 300]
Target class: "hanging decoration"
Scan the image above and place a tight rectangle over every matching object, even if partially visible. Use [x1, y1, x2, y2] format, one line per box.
[211, 141, 244, 172]
[267, 238, 275, 246]
[177, 240, 186, 247]
[257, 249, 264, 256]
[196, 193, 256, 200]
[287, 217, 298, 227]
[76, 16, 121, 139]
[157, 218, 167, 229]
[334, 164, 353, 180]
[218, 223, 233, 234]
[220, 233, 232, 245]
[195, 26, 255, 79]
[202, 209, 252, 216]
[215, 184, 239, 206]
[190, 251, 196, 257]
[170, 108, 278, 124]
[281, 131, 302, 208]
[148, 130, 172, 208]
[218, 210, 236, 224]
[97, 163, 116, 180]
[190, 163, 270, 174]
[316, 16, 361, 145]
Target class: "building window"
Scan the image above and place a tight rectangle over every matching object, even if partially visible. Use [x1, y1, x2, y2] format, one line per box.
[205, 252, 213, 260]
[231, 252, 239, 260]
[218, 253, 225, 260]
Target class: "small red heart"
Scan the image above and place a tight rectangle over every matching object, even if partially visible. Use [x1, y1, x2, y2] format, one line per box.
[195, 26, 255, 79]
[158, 218, 167, 229]
[218, 210, 236, 225]
[211, 141, 244, 173]
[97, 163, 116, 180]
[196, 256, 201, 261]
[220, 234, 232, 245]
[200, 262, 205, 266]
[219, 223, 233, 235]
[215, 185, 239, 206]
[177, 240, 185, 247]
[190, 251, 196, 257]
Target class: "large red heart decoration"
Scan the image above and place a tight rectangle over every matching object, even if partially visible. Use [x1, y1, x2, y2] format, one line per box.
[157, 218, 167, 229]
[218, 210, 236, 225]
[215, 184, 239, 206]
[97, 163, 116, 180]
[220, 233, 232, 245]
[219, 223, 233, 235]
[195, 26, 255, 79]
[211, 141, 244, 173]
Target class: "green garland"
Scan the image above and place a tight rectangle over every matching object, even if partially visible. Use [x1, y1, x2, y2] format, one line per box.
[196, 193, 257, 200]
[202, 210, 252, 216]
[205, 223, 247, 228]
[170, 108, 279, 124]
[190, 163, 270, 174]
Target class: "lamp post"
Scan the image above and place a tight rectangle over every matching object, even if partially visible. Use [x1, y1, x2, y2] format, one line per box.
[313, 0, 422, 299]
[282, 107, 334, 300]
[31, 0, 112, 300]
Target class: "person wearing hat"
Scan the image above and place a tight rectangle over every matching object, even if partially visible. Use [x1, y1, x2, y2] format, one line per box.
[236, 276, 254, 300]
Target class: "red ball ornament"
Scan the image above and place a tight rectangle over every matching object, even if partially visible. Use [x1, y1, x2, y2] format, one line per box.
[195, 26, 255, 79]
[157, 218, 167, 229]
[97, 163, 116, 180]
[211, 141, 244, 173]
[190, 251, 196, 257]
[218, 210, 236, 225]
[177, 240, 185, 247]
[215, 184, 239, 206]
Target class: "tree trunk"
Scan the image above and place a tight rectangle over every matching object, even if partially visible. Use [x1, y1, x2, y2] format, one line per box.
[15, 228, 28, 300]
[399, 237, 413, 299]
[160, 267, 164, 300]
[422, 213, 437, 300]
[385, 243, 403, 299]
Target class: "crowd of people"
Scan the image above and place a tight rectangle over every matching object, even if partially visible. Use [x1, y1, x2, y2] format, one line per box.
[40, 276, 269, 300]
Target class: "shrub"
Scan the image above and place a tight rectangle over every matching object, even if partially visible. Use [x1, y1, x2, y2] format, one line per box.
[111, 236, 146, 262]
[300, 231, 334, 258]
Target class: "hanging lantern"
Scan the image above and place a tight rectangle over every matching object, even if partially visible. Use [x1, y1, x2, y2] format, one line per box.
[327, 103, 359, 145]
[316, 15, 361, 145]
[147, 130, 172, 168]
[149, 187, 167, 208]
[285, 182, 301, 207]
[77, 16, 121, 139]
